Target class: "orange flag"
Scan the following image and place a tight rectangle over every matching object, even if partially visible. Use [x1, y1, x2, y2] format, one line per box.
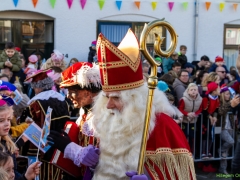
[233, 3, 238, 11]
[135, 1, 140, 9]
[32, 0, 38, 8]
[205, 2, 211, 11]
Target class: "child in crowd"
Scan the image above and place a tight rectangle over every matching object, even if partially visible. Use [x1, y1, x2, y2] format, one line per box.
[88, 40, 97, 63]
[217, 85, 236, 174]
[178, 83, 203, 153]
[41, 49, 66, 70]
[0, 42, 22, 72]
[0, 97, 20, 178]
[178, 45, 188, 68]
[201, 82, 220, 159]
[0, 151, 40, 180]
[67, 58, 78, 68]
[208, 56, 229, 74]
[0, 168, 8, 180]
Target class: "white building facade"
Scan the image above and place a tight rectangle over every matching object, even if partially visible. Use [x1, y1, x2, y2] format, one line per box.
[0, 0, 240, 67]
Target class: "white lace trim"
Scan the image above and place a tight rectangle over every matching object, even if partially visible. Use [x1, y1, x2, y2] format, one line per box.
[28, 90, 65, 105]
[64, 142, 84, 167]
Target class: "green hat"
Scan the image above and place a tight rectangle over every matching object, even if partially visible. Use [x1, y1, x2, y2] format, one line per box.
[155, 57, 162, 63]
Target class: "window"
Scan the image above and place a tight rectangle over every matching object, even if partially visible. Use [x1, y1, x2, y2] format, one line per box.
[225, 28, 240, 45]
[97, 21, 166, 57]
[0, 20, 12, 42]
[21, 21, 53, 44]
[223, 24, 240, 70]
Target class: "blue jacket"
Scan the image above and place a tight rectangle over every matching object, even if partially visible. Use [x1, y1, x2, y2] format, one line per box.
[162, 57, 175, 73]
[208, 63, 229, 73]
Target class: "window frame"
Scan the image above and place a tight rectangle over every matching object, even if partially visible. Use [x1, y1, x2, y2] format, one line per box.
[224, 24, 240, 49]
[96, 20, 167, 55]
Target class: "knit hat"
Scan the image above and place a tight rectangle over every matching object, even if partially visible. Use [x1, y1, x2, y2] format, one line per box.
[215, 56, 224, 62]
[184, 62, 194, 69]
[157, 81, 169, 92]
[28, 55, 38, 64]
[155, 57, 162, 63]
[205, 82, 218, 95]
[25, 69, 54, 90]
[220, 84, 229, 93]
[91, 41, 97, 47]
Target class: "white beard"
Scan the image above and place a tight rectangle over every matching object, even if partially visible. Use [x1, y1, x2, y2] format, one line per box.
[92, 84, 175, 180]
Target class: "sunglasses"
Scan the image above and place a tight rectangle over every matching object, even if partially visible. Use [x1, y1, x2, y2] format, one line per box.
[218, 71, 226, 74]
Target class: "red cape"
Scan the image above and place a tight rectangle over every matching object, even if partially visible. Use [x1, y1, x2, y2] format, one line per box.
[145, 113, 196, 180]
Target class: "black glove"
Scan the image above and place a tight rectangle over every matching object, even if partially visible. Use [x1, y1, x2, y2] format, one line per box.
[47, 130, 71, 153]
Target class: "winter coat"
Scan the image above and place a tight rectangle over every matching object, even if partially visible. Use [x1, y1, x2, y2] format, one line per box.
[172, 78, 188, 102]
[0, 51, 22, 72]
[178, 53, 187, 68]
[41, 57, 66, 71]
[217, 101, 235, 130]
[88, 46, 96, 63]
[179, 91, 202, 123]
[208, 63, 229, 73]
[162, 57, 175, 73]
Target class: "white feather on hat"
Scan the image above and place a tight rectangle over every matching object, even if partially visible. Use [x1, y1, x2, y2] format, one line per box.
[73, 63, 101, 88]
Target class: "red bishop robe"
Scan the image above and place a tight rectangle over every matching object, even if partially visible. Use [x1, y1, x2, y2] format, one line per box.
[145, 113, 196, 180]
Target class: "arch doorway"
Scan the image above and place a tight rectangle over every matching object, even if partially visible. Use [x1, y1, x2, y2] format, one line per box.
[0, 10, 54, 63]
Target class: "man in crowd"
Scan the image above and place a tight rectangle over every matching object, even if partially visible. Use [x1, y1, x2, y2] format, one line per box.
[48, 29, 196, 180]
[171, 62, 182, 74]
[191, 55, 210, 71]
[184, 62, 194, 76]
[48, 62, 102, 179]
[216, 66, 230, 86]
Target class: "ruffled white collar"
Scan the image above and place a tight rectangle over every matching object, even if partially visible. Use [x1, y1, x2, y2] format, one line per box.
[28, 90, 65, 105]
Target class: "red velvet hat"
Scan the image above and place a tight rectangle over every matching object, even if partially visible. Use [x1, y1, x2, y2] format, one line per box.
[60, 62, 101, 88]
[97, 29, 144, 92]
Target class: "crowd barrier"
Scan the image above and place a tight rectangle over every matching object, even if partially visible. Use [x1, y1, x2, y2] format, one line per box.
[70, 114, 237, 162]
[180, 113, 236, 162]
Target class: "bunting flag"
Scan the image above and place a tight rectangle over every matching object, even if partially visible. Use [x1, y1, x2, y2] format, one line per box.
[151, 2, 157, 10]
[182, 2, 188, 10]
[49, 0, 56, 8]
[67, 0, 73, 9]
[80, 0, 87, 9]
[233, 3, 238, 11]
[98, 0, 105, 10]
[116, 1, 122, 10]
[32, 0, 38, 8]
[135, 1, 140, 9]
[219, 2, 225, 12]
[13, 0, 18, 7]
[168, 2, 174, 11]
[205, 2, 211, 11]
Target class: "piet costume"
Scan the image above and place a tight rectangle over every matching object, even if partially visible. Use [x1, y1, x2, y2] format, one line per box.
[91, 29, 196, 180]
[23, 69, 70, 180]
[60, 62, 102, 176]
